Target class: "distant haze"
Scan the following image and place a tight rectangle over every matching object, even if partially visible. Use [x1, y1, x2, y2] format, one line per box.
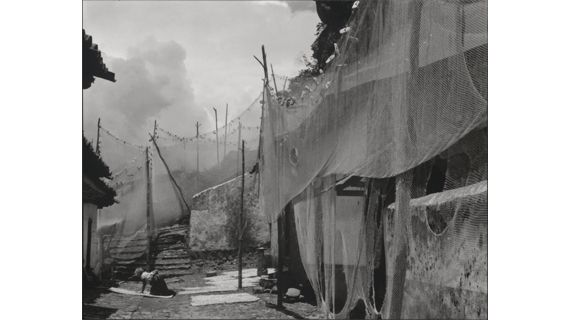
[83, 1, 318, 147]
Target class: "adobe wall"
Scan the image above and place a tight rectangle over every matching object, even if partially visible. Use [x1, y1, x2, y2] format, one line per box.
[189, 173, 269, 252]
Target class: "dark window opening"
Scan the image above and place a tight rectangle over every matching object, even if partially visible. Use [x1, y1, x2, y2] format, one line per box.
[426, 156, 447, 195]
[444, 153, 471, 190]
[411, 160, 435, 198]
[426, 202, 455, 235]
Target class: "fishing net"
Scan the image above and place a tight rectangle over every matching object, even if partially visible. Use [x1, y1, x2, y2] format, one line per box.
[153, 91, 264, 198]
[94, 92, 266, 277]
[260, 0, 487, 318]
[291, 128, 487, 319]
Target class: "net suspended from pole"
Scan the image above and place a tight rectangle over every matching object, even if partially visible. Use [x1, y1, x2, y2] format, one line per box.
[259, 0, 487, 318]
[152, 92, 263, 199]
[95, 91, 267, 276]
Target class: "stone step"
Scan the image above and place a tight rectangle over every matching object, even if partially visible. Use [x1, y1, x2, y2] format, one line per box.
[154, 258, 192, 265]
[108, 246, 148, 255]
[154, 243, 187, 252]
[155, 249, 190, 258]
[114, 261, 193, 270]
[154, 254, 192, 260]
[106, 250, 146, 260]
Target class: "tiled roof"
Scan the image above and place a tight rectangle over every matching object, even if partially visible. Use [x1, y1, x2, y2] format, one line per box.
[83, 29, 115, 89]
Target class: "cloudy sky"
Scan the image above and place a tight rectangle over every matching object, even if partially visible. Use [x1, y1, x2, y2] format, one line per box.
[83, 0, 318, 145]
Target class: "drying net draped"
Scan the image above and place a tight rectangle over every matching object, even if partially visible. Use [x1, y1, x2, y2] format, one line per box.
[261, 0, 487, 223]
[260, 0, 487, 318]
[153, 92, 264, 199]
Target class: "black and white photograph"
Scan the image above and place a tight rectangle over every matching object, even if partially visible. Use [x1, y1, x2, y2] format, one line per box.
[10, 0, 570, 319]
[80, 0, 488, 318]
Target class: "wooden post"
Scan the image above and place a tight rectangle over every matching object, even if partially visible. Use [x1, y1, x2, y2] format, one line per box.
[86, 217, 93, 270]
[258, 46, 270, 195]
[261, 45, 269, 81]
[153, 120, 158, 140]
[149, 134, 193, 240]
[237, 121, 242, 175]
[276, 212, 284, 307]
[385, 172, 412, 319]
[238, 139, 245, 289]
[271, 64, 278, 95]
[195, 122, 201, 172]
[95, 118, 101, 155]
[224, 103, 228, 157]
[213, 107, 220, 165]
[195, 122, 201, 174]
[145, 146, 154, 269]
[94, 118, 101, 276]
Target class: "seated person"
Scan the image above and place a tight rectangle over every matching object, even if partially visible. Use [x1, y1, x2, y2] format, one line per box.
[130, 268, 176, 296]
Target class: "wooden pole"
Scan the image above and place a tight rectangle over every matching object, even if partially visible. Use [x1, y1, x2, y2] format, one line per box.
[195, 122, 201, 174]
[149, 134, 193, 222]
[153, 120, 158, 140]
[94, 118, 102, 275]
[237, 121, 242, 175]
[145, 146, 154, 269]
[386, 172, 412, 319]
[261, 45, 269, 81]
[213, 107, 220, 165]
[257, 46, 270, 195]
[95, 118, 101, 155]
[271, 64, 278, 95]
[86, 218, 93, 270]
[238, 139, 245, 289]
[256, 81, 264, 169]
[276, 212, 284, 307]
[224, 103, 228, 157]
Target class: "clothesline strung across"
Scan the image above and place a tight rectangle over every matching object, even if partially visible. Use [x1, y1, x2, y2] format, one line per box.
[100, 126, 146, 151]
[157, 125, 260, 144]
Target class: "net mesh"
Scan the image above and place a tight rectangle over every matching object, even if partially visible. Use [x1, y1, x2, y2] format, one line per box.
[290, 128, 487, 319]
[260, 0, 487, 318]
[96, 92, 265, 275]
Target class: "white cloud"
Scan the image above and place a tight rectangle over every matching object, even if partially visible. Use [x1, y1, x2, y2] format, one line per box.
[254, 0, 289, 8]
[83, 1, 319, 141]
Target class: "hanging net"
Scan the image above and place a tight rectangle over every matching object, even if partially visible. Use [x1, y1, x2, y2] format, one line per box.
[260, 0, 487, 318]
[95, 92, 266, 278]
[153, 91, 264, 197]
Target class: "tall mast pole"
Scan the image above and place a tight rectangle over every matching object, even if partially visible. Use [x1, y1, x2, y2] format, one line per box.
[237, 121, 242, 175]
[213, 107, 219, 165]
[153, 120, 158, 140]
[196, 121, 200, 174]
[95, 118, 101, 155]
[271, 64, 278, 95]
[94, 118, 102, 276]
[145, 145, 154, 269]
[260, 45, 281, 307]
[224, 103, 228, 157]
[238, 139, 245, 289]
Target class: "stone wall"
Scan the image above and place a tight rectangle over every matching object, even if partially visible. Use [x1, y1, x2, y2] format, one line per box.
[189, 173, 269, 252]
[384, 182, 487, 319]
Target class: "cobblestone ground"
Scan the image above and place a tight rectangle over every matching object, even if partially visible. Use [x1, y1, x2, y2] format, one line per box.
[83, 274, 325, 319]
